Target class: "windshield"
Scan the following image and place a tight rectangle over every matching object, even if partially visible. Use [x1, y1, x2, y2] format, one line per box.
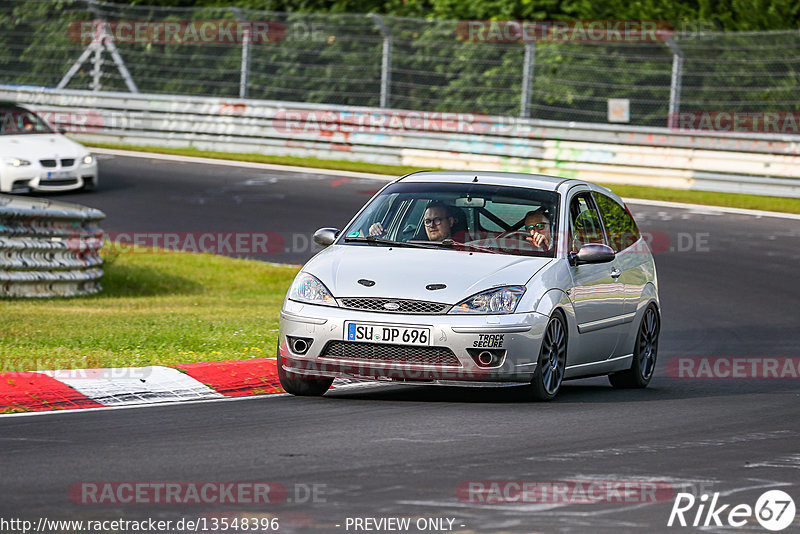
[341, 181, 560, 257]
[0, 106, 54, 135]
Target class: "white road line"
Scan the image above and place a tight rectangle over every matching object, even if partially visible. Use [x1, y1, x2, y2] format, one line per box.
[0, 376, 383, 419]
[35, 366, 223, 406]
[0, 390, 291, 418]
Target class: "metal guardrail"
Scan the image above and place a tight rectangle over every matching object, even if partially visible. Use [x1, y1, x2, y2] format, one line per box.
[3, 85, 800, 198]
[0, 195, 105, 298]
[5, 0, 800, 127]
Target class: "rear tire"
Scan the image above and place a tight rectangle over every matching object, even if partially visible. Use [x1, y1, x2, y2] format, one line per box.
[609, 304, 660, 389]
[276, 345, 333, 397]
[528, 311, 567, 401]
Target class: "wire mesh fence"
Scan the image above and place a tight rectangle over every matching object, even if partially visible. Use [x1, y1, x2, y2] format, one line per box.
[2, 0, 800, 128]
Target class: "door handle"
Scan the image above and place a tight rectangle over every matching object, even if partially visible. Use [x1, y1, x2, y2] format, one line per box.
[610, 268, 621, 279]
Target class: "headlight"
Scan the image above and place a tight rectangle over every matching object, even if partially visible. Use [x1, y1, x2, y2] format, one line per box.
[288, 272, 337, 307]
[82, 154, 94, 165]
[7, 158, 31, 167]
[450, 285, 526, 314]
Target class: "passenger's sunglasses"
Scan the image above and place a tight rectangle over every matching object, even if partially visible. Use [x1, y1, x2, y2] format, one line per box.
[525, 222, 549, 231]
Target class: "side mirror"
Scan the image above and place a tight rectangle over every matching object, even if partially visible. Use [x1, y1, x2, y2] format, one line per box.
[313, 227, 340, 247]
[569, 243, 615, 266]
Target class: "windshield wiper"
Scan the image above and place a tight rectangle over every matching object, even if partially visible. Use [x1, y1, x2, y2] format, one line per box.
[438, 238, 498, 254]
[343, 235, 440, 249]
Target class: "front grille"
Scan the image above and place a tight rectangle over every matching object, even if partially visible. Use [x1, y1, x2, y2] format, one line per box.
[339, 297, 450, 314]
[40, 159, 56, 167]
[40, 178, 78, 186]
[60, 158, 75, 167]
[320, 341, 461, 366]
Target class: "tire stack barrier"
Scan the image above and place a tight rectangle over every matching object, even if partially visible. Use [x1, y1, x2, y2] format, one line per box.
[0, 195, 105, 298]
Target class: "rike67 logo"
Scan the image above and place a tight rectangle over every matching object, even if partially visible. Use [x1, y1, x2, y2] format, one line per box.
[668, 490, 796, 531]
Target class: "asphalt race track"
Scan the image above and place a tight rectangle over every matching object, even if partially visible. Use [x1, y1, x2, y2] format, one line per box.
[2, 152, 800, 533]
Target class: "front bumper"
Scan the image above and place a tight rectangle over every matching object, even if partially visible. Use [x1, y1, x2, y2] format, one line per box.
[1, 161, 98, 193]
[278, 300, 550, 385]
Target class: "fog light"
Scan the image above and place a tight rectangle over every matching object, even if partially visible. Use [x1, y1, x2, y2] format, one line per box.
[287, 336, 313, 355]
[467, 348, 506, 368]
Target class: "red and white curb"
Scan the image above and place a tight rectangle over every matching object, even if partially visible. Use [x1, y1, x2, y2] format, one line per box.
[0, 358, 284, 413]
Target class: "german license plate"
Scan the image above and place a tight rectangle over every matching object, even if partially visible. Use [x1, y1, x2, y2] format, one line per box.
[346, 322, 430, 346]
[44, 170, 76, 180]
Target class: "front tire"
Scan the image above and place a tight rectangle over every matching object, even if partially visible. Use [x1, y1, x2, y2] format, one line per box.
[81, 178, 96, 192]
[609, 304, 660, 389]
[276, 345, 333, 397]
[529, 311, 567, 401]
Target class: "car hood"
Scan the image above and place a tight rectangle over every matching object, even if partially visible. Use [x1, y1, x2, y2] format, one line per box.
[303, 244, 552, 304]
[0, 134, 88, 159]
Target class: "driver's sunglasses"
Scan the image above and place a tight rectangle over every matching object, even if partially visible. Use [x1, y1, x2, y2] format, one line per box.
[525, 222, 549, 231]
[423, 217, 446, 227]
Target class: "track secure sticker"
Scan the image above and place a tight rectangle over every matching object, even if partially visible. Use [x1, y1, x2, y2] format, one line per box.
[473, 334, 504, 348]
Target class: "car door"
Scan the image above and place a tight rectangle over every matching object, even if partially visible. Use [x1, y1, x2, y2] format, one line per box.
[566, 191, 626, 364]
[593, 192, 648, 356]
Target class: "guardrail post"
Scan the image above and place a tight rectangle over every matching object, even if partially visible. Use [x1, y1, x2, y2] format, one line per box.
[520, 42, 536, 118]
[369, 14, 392, 108]
[665, 38, 683, 129]
[231, 8, 251, 99]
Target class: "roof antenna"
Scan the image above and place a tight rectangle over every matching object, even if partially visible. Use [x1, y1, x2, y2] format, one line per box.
[472, 176, 478, 182]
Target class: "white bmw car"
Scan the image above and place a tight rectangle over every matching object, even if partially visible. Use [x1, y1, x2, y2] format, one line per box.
[0, 104, 98, 193]
[278, 171, 660, 400]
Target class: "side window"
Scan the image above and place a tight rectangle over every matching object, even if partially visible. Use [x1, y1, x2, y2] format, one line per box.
[594, 193, 640, 252]
[569, 193, 606, 253]
[396, 199, 429, 239]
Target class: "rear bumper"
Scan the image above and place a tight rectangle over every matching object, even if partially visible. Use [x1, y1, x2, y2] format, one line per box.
[278, 300, 549, 384]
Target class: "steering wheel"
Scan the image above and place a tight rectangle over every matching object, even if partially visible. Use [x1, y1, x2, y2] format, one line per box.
[496, 230, 538, 249]
[496, 229, 530, 240]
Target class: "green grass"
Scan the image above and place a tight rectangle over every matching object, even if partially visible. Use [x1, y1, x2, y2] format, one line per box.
[1, 406, 32, 414]
[0, 248, 298, 371]
[87, 141, 800, 215]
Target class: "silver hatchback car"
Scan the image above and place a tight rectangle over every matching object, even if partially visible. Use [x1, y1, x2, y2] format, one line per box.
[278, 171, 659, 400]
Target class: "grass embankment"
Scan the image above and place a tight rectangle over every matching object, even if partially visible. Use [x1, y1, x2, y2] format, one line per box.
[1, 249, 298, 372]
[89, 142, 800, 215]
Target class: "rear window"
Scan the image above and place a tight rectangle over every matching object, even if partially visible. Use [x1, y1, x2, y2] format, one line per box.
[594, 192, 640, 252]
